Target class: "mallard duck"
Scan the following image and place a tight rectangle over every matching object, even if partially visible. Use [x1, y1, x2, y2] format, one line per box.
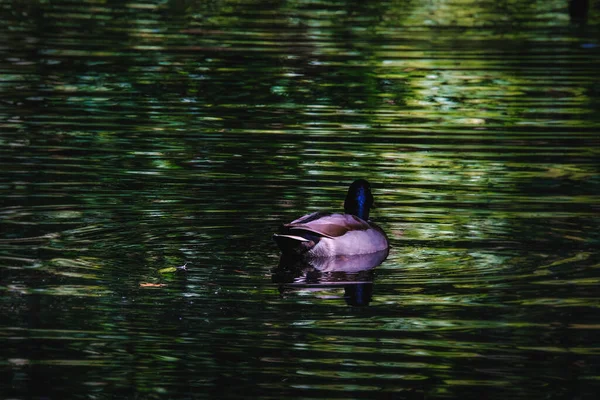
[273, 179, 389, 257]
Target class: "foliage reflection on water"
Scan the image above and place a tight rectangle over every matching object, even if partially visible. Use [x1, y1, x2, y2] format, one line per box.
[1, 0, 600, 398]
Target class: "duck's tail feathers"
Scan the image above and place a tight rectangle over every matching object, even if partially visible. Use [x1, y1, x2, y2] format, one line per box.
[272, 234, 315, 255]
[273, 234, 310, 242]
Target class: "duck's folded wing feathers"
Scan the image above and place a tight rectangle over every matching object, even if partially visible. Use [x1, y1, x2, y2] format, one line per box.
[284, 213, 371, 238]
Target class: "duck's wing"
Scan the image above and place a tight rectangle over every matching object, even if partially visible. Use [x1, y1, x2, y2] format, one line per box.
[283, 212, 370, 238]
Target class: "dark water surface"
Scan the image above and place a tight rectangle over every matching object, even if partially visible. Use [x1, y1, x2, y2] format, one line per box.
[1, 0, 600, 398]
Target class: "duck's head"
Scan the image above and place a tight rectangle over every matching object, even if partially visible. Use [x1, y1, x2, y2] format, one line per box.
[344, 179, 375, 220]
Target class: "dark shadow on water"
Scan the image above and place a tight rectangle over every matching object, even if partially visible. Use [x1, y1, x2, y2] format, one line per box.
[569, 0, 589, 23]
[272, 249, 388, 306]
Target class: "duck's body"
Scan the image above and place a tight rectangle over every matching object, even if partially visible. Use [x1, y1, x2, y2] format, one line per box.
[273, 180, 389, 258]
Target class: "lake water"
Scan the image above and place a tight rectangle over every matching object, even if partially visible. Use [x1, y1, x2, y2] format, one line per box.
[1, 0, 599, 398]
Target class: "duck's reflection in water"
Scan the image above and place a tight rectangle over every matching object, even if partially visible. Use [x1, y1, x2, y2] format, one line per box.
[272, 249, 388, 306]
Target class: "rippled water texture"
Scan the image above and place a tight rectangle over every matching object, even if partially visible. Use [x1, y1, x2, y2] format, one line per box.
[1, 0, 599, 398]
